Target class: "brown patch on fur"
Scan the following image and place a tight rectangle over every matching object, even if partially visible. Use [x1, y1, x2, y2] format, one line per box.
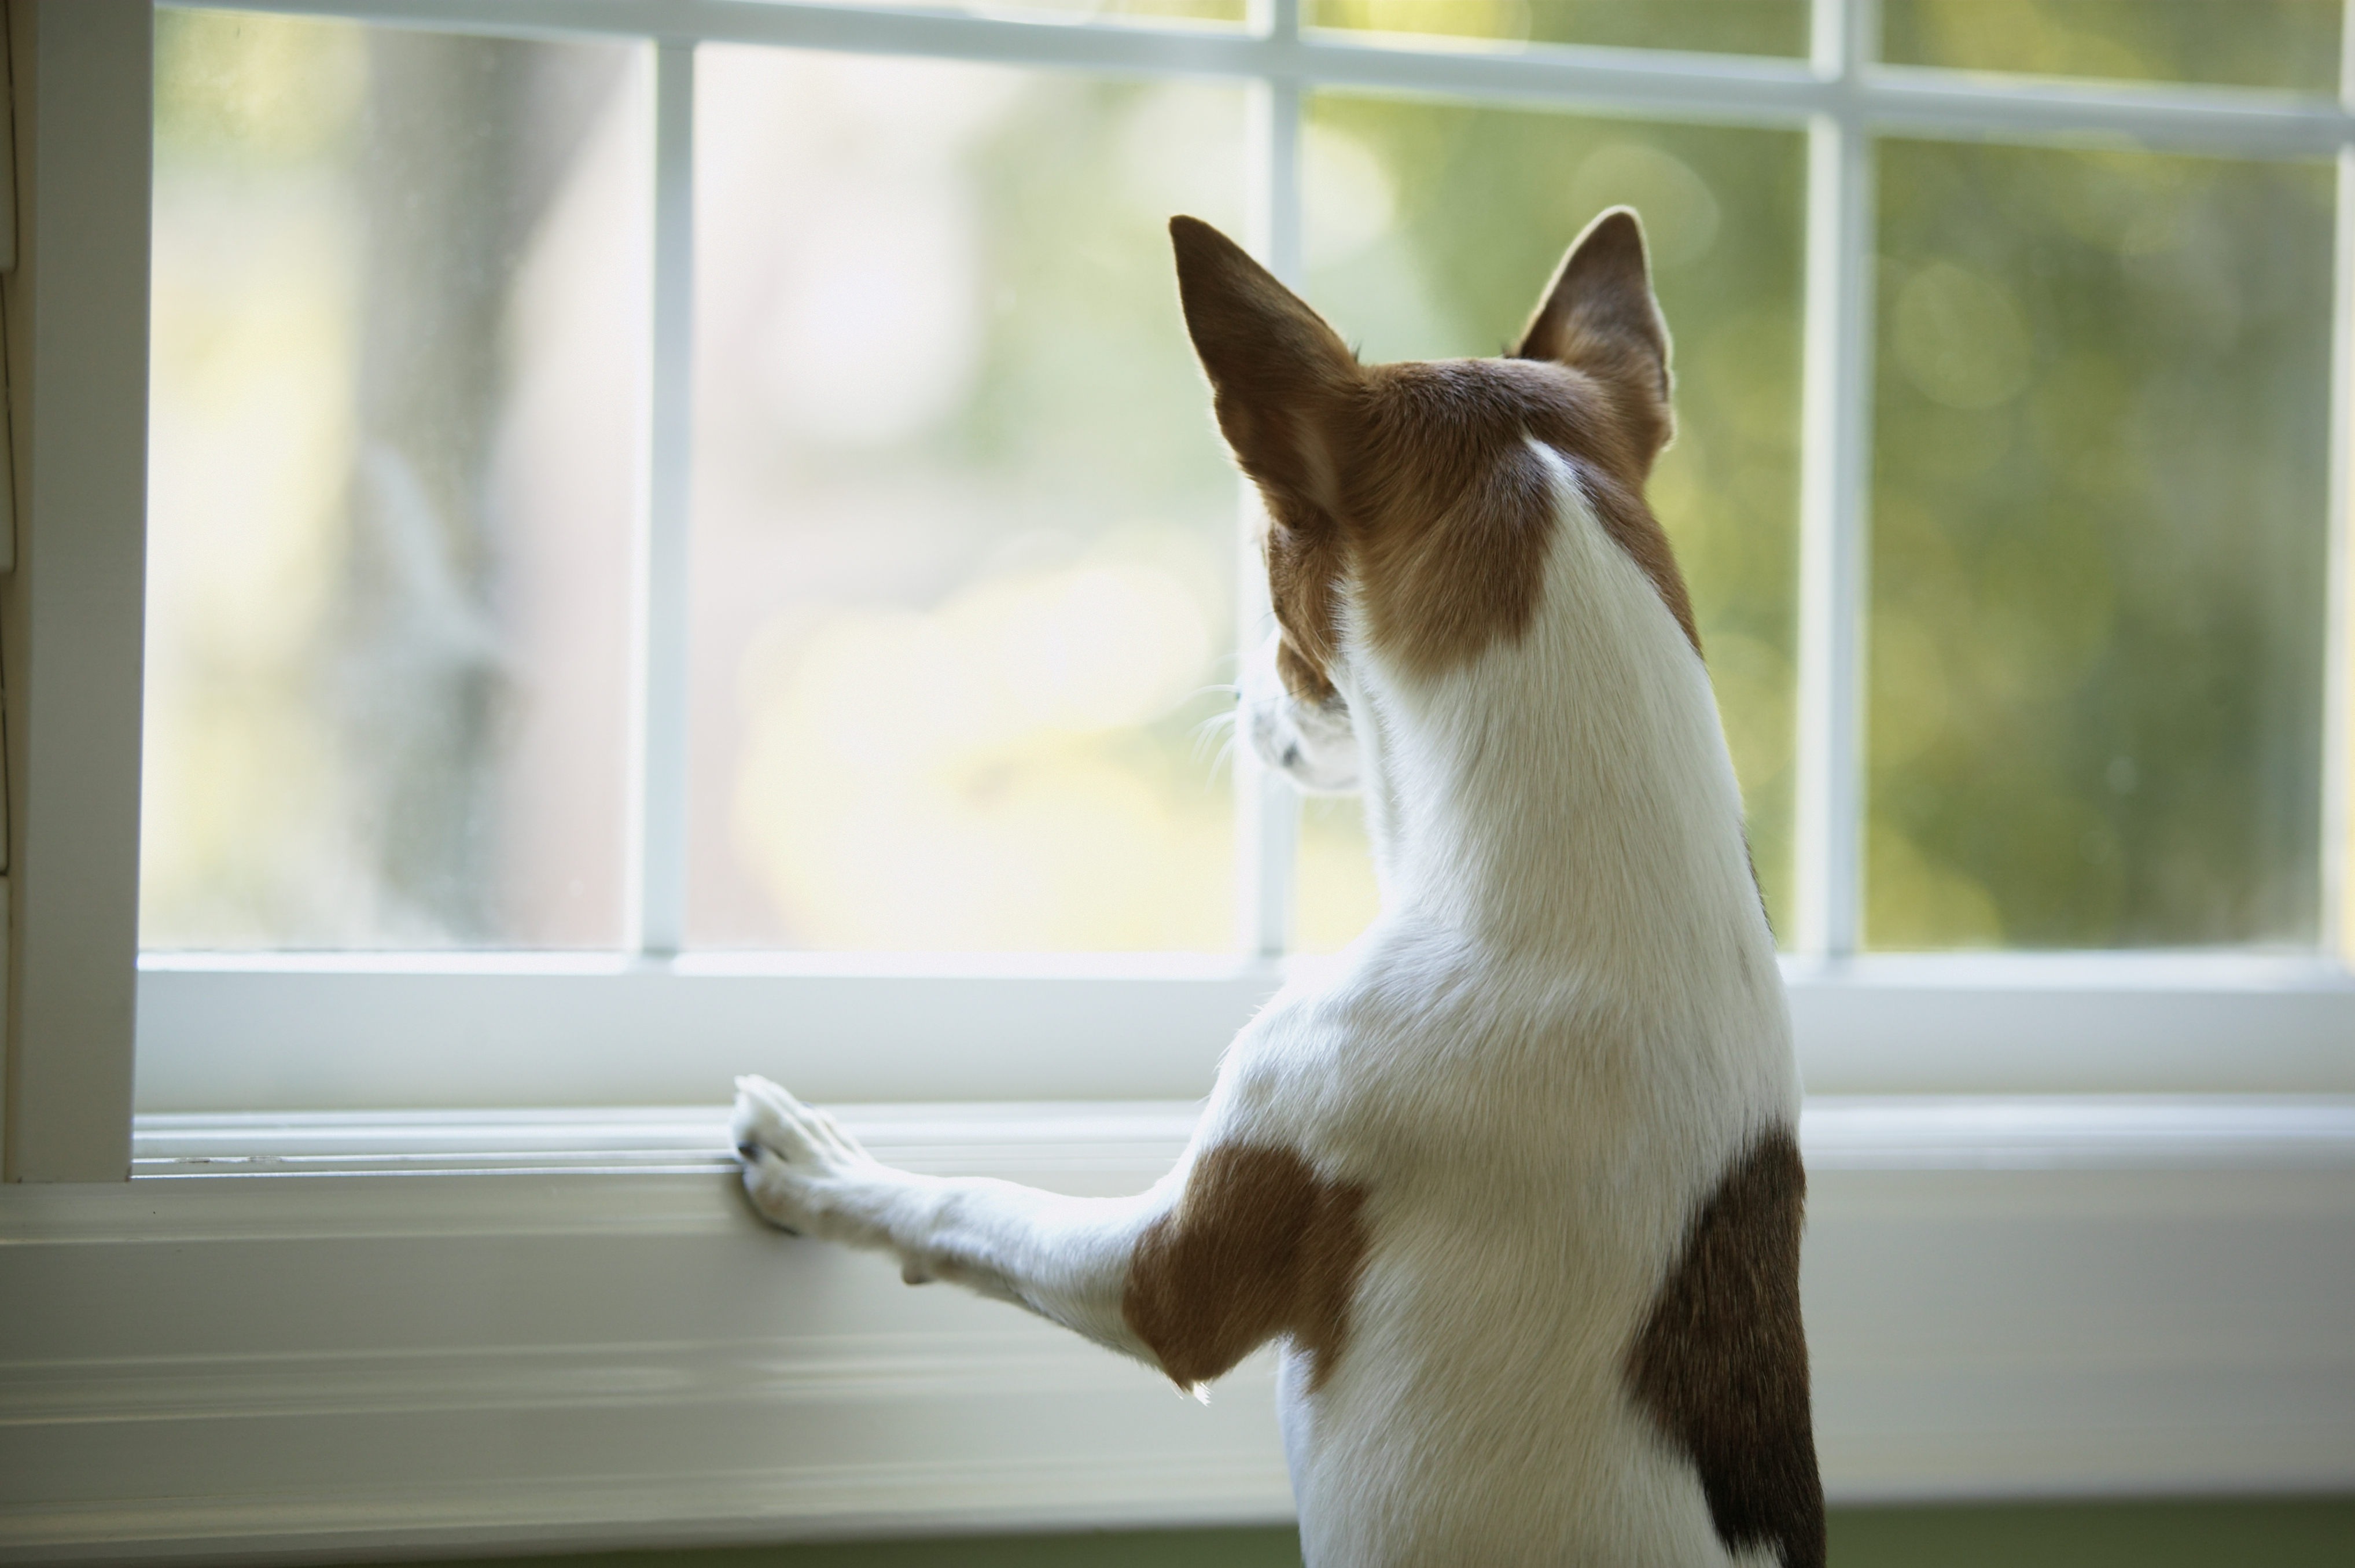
[1576, 451, 1701, 657]
[1627, 1128, 1824, 1568]
[1123, 1143, 1370, 1393]
[1264, 513, 1349, 705]
[1170, 211, 1695, 693]
[1349, 360, 1699, 674]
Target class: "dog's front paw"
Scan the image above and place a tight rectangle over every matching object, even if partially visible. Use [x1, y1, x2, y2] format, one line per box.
[731, 1074, 875, 1237]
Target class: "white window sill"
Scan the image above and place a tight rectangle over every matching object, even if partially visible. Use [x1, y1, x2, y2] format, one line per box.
[133, 949, 2355, 1113]
[116, 1093, 2355, 1179]
[4, 1096, 2352, 1563]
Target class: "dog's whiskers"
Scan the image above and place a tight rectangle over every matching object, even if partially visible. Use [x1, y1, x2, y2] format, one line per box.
[1191, 704, 1241, 770]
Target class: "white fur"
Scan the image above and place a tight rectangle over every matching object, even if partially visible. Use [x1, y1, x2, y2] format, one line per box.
[734, 443, 1795, 1566]
[1242, 630, 1361, 793]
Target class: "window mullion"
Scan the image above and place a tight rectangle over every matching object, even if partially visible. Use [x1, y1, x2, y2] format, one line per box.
[2322, 4, 2355, 961]
[2325, 146, 2353, 961]
[1234, 498, 1296, 962]
[1258, 1, 1304, 287]
[1793, 0, 1877, 959]
[634, 40, 695, 959]
[1232, 0, 1305, 962]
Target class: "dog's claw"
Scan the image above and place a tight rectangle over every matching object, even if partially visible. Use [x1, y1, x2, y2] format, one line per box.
[733, 1074, 881, 1242]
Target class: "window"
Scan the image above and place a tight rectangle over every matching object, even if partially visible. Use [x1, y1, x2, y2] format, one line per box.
[128, 0, 2354, 1121]
[11, 12, 2343, 1551]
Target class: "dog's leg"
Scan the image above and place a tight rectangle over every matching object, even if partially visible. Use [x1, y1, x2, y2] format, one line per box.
[731, 1074, 1168, 1361]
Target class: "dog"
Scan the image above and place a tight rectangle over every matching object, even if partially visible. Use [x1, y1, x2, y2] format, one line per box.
[733, 207, 1823, 1567]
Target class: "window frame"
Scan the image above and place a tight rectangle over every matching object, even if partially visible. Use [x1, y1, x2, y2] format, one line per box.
[17, 0, 2354, 1168]
[3, 0, 153, 1180]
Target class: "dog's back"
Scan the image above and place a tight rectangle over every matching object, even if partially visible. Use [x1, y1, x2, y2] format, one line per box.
[1149, 210, 1821, 1566]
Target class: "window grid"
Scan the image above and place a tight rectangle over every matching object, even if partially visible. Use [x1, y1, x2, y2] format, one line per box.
[1793, 0, 1876, 959]
[638, 38, 697, 958]
[1238, 3, 1306, 960]
[2327, 138, 2355, 960]
[178, 0, 2355, 966]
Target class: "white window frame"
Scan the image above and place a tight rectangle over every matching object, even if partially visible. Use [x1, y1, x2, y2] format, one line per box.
[3, 0, 155, 1181]
[13, 0, 2355, 1174]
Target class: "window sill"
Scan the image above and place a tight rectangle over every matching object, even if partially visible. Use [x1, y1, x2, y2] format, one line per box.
[4, 1096, 2352, 1563]
[133, 949, 2355, 1112]
[115, 1092, 2355, 1179]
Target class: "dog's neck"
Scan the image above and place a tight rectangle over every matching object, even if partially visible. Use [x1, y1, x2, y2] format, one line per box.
[1338, 466, 1766, 985]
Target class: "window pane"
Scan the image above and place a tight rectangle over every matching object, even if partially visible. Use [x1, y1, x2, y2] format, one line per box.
[1307, 1, 1808, 57]
[1868, 141, 2332, 949]
[143, 12, 648, 950]
[689, 49, 1246, 951]
[1881, 1, 2342, 93]
[803, 0, 1244, 20]
[1296, 796, 1382, 954]
[1294, 94, 1806, 951]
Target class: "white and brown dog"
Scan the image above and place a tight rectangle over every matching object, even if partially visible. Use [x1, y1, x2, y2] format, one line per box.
[733, 208, 1822, 1567]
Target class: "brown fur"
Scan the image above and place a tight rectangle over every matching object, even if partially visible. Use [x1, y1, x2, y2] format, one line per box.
[1626, 1128, 1824, 1568]
[1171, 210, 1695, 705]
[1514, 207, 1676, 463]
[1352, 360, 1699, 676]
[1122, 1143, 1371, 1393]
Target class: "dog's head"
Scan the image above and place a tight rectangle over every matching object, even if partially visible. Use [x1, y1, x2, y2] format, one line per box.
[1172, 209, 1693, 795]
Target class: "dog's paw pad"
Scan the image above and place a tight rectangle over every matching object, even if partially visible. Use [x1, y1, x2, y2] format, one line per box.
[735, 1143, 816, 1234]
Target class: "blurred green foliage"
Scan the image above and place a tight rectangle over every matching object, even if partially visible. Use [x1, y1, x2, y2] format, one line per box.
[974, 0, 1244, 19]
[1310, 0, 1806, 56]
[957, 82, 1250, 543]
[1302, 95, 1806, 938]
[1870, 138, 2332, 947]
[826, 0, 1243, 20]
[1883, 0, 2342, 91]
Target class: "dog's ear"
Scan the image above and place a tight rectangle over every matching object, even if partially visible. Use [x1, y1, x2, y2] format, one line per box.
[1514, 207, 1673, 462]
[1169, 216, 1360, 525]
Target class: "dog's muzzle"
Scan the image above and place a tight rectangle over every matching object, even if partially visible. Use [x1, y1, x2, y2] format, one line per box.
[1241, 632, 1361, 793]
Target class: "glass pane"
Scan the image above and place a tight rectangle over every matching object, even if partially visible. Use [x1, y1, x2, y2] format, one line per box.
[1308, 1, 1808, 57]
[143, 11, 648, 949]
[690, 48, 1246, 951]
[1868, 141, 2332, 949]
[1296, 797, 1382, 954]
[1295, 94, 1806, 951]
[811, 0, 1244, 19]
[1882, 1, 2341, 93]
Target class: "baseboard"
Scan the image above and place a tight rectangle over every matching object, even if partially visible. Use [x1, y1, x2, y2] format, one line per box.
[3, 1099, 2352, 1564]
[4, 1450, 1300, 1565]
